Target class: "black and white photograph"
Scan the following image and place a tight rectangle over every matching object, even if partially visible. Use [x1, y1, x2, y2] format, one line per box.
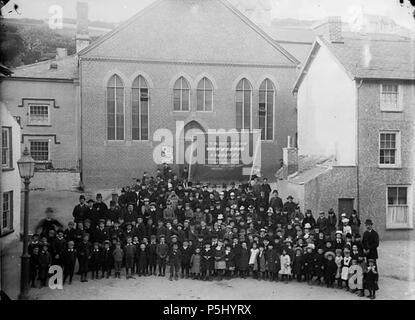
[1, 0, 415, 308]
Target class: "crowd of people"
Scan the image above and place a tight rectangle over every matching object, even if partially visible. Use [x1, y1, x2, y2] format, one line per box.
[31, 164, 380, 299]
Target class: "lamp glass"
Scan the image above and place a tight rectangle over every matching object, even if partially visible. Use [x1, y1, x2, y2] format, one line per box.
[17, 147, 35, 179]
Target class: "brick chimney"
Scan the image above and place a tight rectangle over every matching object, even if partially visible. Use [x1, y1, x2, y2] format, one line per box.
[314, 16, 343, 43]
[76, 2, 90, 53]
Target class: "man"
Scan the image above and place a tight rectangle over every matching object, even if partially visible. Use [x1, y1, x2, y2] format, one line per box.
[93, 193, 108, 223]
[269, 190, 283, 213]
[362, 219, 379, 263]
[36, 207, 63, 237]
[282, 195, 297, 216]
[72, 195, 88, 224]
[261, 178, 272, 200]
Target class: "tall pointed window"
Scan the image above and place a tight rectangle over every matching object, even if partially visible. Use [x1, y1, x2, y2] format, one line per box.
[259, 79, 275, 140]
[107, 74, 124, 140]
[132, 76, 149, 140]
[197, 77, 213, 111]
[173, 77, 190, 111]
[236, 78, 252, 130]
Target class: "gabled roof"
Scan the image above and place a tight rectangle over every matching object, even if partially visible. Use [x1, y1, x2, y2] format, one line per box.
[78, 0, 299, 65]
[5, 55, 78, 81]
[293, 33, 415, 92]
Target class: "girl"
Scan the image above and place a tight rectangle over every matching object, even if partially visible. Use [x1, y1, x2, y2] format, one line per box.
[257, 244, 267, 280]
[279, 248, 292, 283]
[334, 248, 343, 288]
[365, 259, 379, 299]
[190, 247, 201, 279]
[292, 247, 303, 282]
[302, 210, 316, 229]
[214, 240, 226, 280]
[224, 244, 236, 279]
[248, 242, 260, 279]
[341, 248, 352, 290]
[324, 251, 337, 288]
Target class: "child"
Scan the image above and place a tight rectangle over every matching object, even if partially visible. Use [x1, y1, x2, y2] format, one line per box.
[303, 244, 315, 284]
[248, 242, 260, 279]
[156, 235, 169, 276]
[112, 242, 124, 279]
[313, 247, 325, 285]
[29, 246, 40, 288]
[341, 248, 352, 290]
[62, 240, 77, 285]
[224, 244, 235, 279]
[124, 236, 137, 279]
[257, 244, 267, 280]
[77, 234, 91, 282]
[168, 243, 182, 281]
[147, 235, 158, 276]
[89, 242, 102, 280]
[101, 240, 113, 279]
[279, 248, 291, 283]
[348, 258, 364, 296]
[181, 240, 192, 278]
[266, 243, 280, 281]
[324, 251, 337, 288]
[365, 259, 379, 299]
[214, 239, 226, 280]
[334, 248, 343, 288]
[238, 241, 250, 278]
[190, 247, 202, 279]
[201, 242, 213, 281]
[137, 243, 148, 276]
[38, 244, 51, 287]
[292, 247, 303, 282]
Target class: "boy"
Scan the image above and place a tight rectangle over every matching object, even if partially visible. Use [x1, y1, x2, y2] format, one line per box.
[62, 240, 77, 285]
[156, 235, 169, 276]
[365, 259, 379, 299]
[38, 244, 51, 287]
[313, 247, 325, 285]
[52, 229, 66, 267]
[101, 240, 113, 279]
[324, 251, 337, 288]
[124, 236, 137, 279]
[168, 243, 182, 281]
[147, 235, 158, 276]
[137, 243, 148, 276]
[112, 242, 124, 279]
[180, 240, 192, 278]
[303, 244, 315, 284]
[29, 246, 40, 288]
[201, 242, 213, 281]
[77, 234, 91, 282]
[89, 242, 102, 280]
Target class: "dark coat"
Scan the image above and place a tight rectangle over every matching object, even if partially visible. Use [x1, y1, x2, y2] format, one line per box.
[238, 248, 250, 271]
[136, 249, 148, 268]
[201, 248, 214, 271]
[265, 248, 280, 273]
[101, 247, 114, 269]
[292, 254, 303, 276]
[181, 246, 192, 265]
[324, 259, 337, 283]
[89, 248, 102, 270]
[168, 249, 182, 266]
[362, 229, 379, 260]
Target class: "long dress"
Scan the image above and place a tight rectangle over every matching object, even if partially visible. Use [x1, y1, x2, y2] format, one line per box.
[190, 253, 201, 274]
[279, 254, 292, 275]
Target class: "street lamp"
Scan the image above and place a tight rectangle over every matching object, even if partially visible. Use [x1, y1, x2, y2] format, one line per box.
[17, 147, 35, 300]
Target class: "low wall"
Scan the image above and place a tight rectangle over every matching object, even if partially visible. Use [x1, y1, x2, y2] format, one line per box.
[29, 171, 81, 191]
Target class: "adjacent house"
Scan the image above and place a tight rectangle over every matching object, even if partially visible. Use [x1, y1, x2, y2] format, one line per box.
[286, 18, 415, 239]
[1, 102, 21, 244]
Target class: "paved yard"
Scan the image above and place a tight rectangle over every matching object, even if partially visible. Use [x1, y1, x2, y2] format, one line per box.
[2, 190, 414, 300]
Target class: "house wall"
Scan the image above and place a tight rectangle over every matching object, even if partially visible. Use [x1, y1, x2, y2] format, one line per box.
[0, 79, 79, 168]
[1, 104, 22, 245]
[357, 80, 415, 240]
[297, 44, 357, 166]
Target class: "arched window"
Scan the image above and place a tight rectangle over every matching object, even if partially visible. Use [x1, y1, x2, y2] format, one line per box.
[236, 78, 252, 130]
[259, 79, 275, 140]
[107, 74, 124, 140]
[197, 77, 213, 111]
[132, 76, 149, 140]
[173, 77, 190, 111]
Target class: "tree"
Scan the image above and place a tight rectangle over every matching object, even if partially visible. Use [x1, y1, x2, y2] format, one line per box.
[0, 20, 25, 67]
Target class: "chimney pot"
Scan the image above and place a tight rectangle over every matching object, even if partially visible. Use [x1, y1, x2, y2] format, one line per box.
[327, 16, 343, 43]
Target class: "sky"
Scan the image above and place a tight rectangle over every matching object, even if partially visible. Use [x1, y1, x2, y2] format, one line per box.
[2, 0, 415, 29]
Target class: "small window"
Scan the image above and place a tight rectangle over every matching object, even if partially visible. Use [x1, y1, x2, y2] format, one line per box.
[1, 191, 14, 234]
[132, 75, 149, 141]
[173, 77, 190, 111]
[2, 127, 12, 169]
[379, 131, 401, 167]
[30, 140, 49, 162]
[28, 104, 50, 125]
[387, 186, 412, 229]
[197, 77, 213, 111]
[380, 84, 401, 111]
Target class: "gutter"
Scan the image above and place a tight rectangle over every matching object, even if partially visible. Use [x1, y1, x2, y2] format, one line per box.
[356, 79, 363, 216]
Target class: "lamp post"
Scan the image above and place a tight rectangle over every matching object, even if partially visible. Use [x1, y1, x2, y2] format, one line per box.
[17, 147, 35, 300]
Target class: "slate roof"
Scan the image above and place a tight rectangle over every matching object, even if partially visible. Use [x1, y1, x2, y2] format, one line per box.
[288, 155, 334, 185]
[6, 55, 78, 80]
[320, 34, 415, 80]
